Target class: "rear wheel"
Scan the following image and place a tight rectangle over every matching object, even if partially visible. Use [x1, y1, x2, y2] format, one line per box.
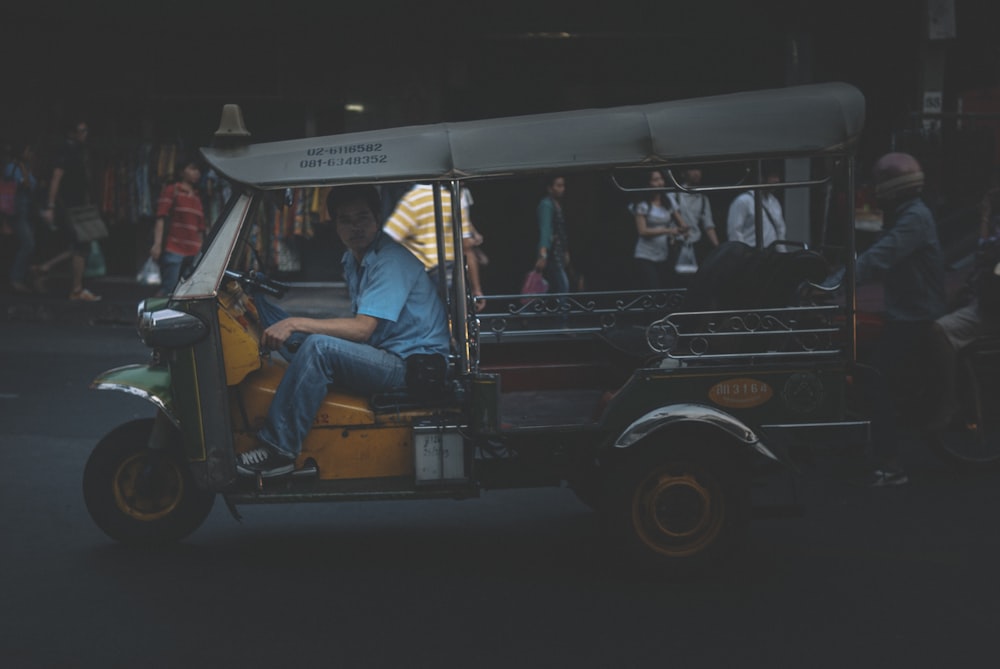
[601, 443, 750, 569]
[926, 350, 1000, 469]
[927, 416, 1000, 469]
[83, 418, 215, 544]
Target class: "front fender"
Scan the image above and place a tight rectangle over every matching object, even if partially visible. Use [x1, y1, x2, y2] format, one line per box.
[613, 402, 788, 466]
[91, 364, 178, 427]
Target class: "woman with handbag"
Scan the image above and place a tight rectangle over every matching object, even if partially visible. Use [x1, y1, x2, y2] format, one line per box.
[3, 143, 38, 293]
[534, 175, 571, 295]
[150, 156, 206, 296]
[631, 169, 690, 289]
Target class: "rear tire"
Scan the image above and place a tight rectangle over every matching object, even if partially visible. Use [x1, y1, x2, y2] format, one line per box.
[926, 350, 1000, 469]
[926, 418, 1000, 469]
[83, 418, 215, 544]
[601, 443, 750, 570]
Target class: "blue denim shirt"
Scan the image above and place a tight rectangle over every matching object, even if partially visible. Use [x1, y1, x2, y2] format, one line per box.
[857, 197, 946, 322]
[343, 232, 450, 360]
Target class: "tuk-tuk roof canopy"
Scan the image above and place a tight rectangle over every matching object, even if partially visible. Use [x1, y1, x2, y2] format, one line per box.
[202, 82, 864, 190]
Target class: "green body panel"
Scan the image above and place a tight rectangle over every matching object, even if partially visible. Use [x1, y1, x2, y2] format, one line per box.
[92, 357, 208, 463]
[167, 346, 209, 462]
[92, 364, 173, 412]
[145, 296, 170, 311]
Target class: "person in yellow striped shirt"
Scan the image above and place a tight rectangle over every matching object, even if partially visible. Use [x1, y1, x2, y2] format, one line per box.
[383, 183, 484, 310]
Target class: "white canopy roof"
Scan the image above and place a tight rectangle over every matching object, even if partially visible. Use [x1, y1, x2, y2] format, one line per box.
[202, 82, 864, 189]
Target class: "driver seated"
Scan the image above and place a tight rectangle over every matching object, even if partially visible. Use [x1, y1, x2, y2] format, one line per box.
[237, 185, 451, 476]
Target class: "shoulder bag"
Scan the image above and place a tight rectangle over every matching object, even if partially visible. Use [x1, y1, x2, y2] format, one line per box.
[67, 204, 109, 242]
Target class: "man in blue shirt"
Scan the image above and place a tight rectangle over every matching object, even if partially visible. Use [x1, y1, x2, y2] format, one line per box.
[239, 185, 451, 476]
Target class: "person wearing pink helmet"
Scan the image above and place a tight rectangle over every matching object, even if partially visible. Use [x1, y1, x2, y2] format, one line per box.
[856, 152, 946, 486]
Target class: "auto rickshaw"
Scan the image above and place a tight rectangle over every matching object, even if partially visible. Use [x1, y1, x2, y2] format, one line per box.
[84, 82, 871, 568]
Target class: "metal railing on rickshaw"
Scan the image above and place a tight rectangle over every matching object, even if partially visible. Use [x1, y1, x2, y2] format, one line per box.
[476, 287, 686, 341]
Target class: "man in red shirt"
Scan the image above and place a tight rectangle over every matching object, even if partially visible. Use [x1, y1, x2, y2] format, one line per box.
[150, 156, 206, 295]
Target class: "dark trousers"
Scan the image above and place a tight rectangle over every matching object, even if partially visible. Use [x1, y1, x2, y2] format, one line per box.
[862, 320, 935, 465]
[635, 258, 675, 290]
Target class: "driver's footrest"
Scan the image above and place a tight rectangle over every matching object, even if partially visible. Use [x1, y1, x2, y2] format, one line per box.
[236, 463, 319, 479]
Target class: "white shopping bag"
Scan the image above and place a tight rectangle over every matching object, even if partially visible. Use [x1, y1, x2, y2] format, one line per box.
[136, 257, 162, 285]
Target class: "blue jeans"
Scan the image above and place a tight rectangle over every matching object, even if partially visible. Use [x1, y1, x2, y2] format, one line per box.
[545, 260, 570, 295]
[253, 291, 309, 361]
[9, 195, 35, 284]
[259, 334, 407, 459]
[158, 251, 196, 296]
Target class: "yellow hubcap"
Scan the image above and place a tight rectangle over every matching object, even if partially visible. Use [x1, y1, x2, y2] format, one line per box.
[632, 467, 725, 558]
[112, 453, 184, 522]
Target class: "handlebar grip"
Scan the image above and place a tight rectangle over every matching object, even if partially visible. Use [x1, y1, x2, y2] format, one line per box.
[255, 281, 285, 297]
[223, 270, 290, 298]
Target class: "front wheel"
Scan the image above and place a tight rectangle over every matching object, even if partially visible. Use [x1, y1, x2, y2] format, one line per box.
[601, 444, 750, 570]
[83, 418, 215, 544]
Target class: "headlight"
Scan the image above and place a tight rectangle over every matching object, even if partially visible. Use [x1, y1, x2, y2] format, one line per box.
[138, 308, 208, 348]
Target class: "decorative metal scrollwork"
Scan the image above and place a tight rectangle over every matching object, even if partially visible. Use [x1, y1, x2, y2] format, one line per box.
[479, 288, 685, 342]
[648, 306, 842, 359]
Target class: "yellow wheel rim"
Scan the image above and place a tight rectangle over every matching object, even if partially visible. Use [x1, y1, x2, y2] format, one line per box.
[631, 465, 725, 558]
[112, 452, 184, 522]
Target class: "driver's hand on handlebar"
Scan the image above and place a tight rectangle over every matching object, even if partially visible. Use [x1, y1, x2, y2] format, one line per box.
[261, 318, 300, 351]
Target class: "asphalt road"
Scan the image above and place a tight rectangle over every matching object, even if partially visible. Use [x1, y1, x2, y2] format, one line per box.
[2, 321, 1000, 668]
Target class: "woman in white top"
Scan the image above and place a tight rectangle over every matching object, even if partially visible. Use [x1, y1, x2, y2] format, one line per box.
[632, 169, 689, 288]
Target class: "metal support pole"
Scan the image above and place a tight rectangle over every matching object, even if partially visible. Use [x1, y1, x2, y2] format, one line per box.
[845, 158, 858, 363]
[449, 180, 470, 374]
[432, 184, 449, 311]
[753, 160, 764, 249]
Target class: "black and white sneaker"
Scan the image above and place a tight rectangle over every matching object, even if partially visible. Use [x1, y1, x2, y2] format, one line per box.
[236, 446, 295, 478]
[869, 468, 909, 487]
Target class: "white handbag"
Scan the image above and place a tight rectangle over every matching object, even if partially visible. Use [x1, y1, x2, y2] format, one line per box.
[675, 243, 698, 274]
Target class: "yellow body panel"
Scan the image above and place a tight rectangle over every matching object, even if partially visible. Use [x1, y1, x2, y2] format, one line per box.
[230, 360, 426, 480]
[218, 307, 263, 386]
[301, 426, 414, 479]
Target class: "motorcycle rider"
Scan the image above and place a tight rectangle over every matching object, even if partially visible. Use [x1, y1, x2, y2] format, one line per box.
[854, 152, 946, 486]
[929, 170, 1000, 428]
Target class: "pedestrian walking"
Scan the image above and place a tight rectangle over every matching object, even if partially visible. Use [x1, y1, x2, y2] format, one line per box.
[3, 142, 38, 293]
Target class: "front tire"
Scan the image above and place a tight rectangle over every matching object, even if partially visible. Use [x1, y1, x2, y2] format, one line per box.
[601, 443, 750, 570]
[83, 418, 215, 544]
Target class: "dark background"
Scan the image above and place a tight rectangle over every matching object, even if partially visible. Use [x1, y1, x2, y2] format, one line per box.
[7, 1, 991, 146]
[2, 0, 998, 288]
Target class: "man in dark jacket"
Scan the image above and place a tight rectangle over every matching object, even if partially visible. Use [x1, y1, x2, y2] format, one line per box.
[856, 152, 946, 486]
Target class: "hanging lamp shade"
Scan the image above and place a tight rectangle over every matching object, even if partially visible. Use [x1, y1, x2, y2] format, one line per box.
[214, 104, 251, 138]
